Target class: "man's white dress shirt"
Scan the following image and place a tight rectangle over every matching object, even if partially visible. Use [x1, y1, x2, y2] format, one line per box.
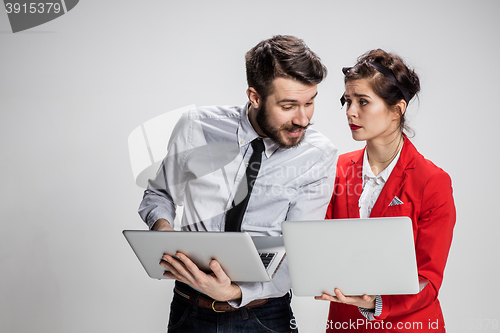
[139, 104, 337, 307]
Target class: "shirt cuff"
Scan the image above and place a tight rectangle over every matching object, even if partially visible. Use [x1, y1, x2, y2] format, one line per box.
[227, 282, 259, 308]
[227, 257, 292, 308]
[358, 295, 382, 321]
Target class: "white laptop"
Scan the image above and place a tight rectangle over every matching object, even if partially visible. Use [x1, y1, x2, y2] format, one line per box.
[281, 217, 420, 296]
[123, 230, 286, 282]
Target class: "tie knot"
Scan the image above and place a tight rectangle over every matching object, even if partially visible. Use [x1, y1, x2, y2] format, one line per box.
[251, 138, 265, 154]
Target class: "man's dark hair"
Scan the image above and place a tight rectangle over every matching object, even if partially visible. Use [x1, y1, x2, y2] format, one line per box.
[245, 35, 327, 100]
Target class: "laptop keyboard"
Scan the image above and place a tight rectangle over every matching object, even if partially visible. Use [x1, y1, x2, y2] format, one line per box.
[259, 252, 277, 269]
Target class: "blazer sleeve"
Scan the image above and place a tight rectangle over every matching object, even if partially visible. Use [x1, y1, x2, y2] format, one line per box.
[375, 169, 456, 319]
[325, 173, 339, 219]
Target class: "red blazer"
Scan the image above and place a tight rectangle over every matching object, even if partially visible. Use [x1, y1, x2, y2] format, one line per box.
[325, 138, 456, 333]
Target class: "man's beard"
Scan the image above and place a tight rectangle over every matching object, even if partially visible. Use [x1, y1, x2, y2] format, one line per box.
[255, 103, 309, 149]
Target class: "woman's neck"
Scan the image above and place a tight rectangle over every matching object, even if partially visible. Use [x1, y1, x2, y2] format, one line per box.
[366, 132, 404, 176]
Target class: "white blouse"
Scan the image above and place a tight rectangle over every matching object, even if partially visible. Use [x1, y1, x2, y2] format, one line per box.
[357, 144, 403, 320]
[359, 147, 402, 218]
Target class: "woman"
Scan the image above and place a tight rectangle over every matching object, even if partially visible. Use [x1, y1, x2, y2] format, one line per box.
[316, 49, 456, 332]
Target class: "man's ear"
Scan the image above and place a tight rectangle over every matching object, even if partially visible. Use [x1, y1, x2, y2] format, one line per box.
[246, 87, 261, 109]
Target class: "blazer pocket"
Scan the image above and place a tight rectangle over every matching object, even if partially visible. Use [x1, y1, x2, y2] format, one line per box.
[384, 202, 413, 218]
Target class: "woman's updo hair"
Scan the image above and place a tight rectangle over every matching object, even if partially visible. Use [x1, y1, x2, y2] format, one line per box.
[343, 49, 420, 133]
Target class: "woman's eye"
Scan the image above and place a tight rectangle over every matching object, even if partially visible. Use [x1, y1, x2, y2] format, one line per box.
[360, 100, 368, 106]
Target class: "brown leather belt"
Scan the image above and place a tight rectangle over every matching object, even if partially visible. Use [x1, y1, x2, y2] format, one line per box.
[174, 287, 268, 312]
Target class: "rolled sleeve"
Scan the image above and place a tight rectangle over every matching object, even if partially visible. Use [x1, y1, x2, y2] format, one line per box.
[228, 257, 292, 307]
[138, 111, 191, 229]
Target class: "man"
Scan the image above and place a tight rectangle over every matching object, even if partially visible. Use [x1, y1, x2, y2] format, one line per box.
[139, 35, 337, 332]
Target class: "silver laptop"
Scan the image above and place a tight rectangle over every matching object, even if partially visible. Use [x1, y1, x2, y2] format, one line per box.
[281, 217, 419, 296]
[123, 230, 286, 282]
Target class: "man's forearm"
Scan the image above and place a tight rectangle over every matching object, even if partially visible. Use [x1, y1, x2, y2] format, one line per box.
[152, 218, 174, 231]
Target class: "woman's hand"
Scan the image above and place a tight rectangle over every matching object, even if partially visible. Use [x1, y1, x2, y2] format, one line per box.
[315, 288, 376, 309]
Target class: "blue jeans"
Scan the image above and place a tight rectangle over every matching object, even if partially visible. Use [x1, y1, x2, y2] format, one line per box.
[167, 283, 298, 333]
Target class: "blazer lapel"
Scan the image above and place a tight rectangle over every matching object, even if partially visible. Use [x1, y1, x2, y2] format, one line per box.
[370, 167, 407, 217]
[346, 150, 364, 218]
[370, 137, 416, 217]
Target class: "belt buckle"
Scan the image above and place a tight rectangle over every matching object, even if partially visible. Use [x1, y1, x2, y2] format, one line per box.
[211, 300, 226, 313]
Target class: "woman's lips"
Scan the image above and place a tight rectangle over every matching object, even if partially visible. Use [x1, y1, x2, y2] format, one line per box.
[349, 124, 362, 131]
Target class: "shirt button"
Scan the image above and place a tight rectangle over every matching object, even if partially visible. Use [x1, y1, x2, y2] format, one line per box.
[240, 140, 245, 144]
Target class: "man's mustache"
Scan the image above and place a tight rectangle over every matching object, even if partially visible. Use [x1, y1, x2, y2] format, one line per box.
[281, 123, 310, 131]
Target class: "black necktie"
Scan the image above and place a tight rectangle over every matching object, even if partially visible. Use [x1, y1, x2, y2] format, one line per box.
[225, 138, 265, 232]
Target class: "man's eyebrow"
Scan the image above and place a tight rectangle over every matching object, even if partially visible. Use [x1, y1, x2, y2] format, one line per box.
[277, 92, 318, 103]
[277, 99, 298, 103]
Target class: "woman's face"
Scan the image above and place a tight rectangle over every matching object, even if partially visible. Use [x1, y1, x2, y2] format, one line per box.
[343, 79, 401, 143]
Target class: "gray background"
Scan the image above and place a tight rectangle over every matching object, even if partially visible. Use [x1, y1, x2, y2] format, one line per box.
[1, 0, 499, 332]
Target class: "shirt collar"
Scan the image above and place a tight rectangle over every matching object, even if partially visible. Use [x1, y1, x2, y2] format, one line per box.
[237, 103, 280, 158]
[362, 146, 402, 183]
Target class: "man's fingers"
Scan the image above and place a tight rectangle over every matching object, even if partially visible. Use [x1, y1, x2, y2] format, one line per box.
[160, 258, 180, 276]
[209, 260, 229, 282]
[160, 257, 192, 284]
[174, 252, 206, 280]
[161, 254, 194, 281]
[163, 271, 175, 278]
[159, 254, 234, 301]
[163, 270, 188, 284]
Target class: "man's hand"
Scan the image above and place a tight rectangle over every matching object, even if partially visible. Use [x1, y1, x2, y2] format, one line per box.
[152, 218, 175, 231]
[160, 252, 242, 302]
[315, 288, 376, 309]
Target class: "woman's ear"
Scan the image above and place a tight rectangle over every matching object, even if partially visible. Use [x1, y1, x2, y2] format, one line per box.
[393, 100, 407, 120]
[398, 100, 407, 116]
